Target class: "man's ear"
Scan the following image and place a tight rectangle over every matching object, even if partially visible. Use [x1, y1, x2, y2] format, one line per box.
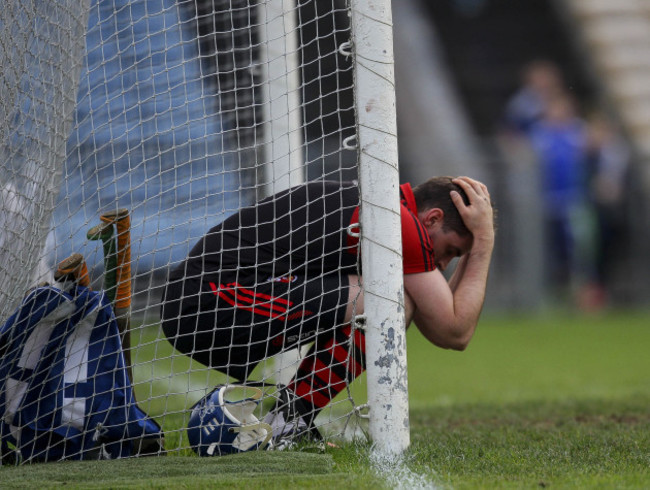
[420, 208, 444, 228]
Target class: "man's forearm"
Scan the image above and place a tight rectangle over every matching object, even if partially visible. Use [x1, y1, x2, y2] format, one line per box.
[450, 237, 493, 336]
[408, 237, 493, 351]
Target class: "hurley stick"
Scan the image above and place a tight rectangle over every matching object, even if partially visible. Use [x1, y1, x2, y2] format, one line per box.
[54, 253, 91, 288]
[87, 220, 117, 303]
[88, 209, 134, 380]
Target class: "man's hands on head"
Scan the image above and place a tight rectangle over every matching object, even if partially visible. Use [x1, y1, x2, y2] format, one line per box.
[450, 176, 495, 248]
[404, 176, 495, 351]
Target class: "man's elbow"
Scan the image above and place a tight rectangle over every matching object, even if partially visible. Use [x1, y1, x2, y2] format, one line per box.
[445, 337, 470, 351]
[439, 328, 475, 351]
[426, 333, 471, 351]
[416, 318, 475, 351]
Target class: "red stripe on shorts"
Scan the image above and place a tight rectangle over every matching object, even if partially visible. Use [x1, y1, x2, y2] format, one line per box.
[210, 282, 290, 320]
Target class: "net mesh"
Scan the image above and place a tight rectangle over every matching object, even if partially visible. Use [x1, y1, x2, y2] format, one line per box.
[1, 0, 370, 461]
[0, 0, 89, 318]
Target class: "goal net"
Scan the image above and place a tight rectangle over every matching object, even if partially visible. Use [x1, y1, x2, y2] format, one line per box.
[1, 0, 406, 461]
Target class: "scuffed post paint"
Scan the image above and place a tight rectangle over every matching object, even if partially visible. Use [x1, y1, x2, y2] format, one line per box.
[350, 0, 410, 454]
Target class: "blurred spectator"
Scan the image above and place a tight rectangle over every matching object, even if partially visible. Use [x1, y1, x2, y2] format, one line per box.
[528, 93, 588, 297]
[583, 114, 631, 307]
[504, 60, 566, 135]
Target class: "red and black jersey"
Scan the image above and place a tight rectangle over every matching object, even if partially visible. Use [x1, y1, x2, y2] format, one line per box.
[398, 183, 436, 274]
[174, 181, 360, 286]
[345, 183, 436, 275]
[170, 181, 435, 286]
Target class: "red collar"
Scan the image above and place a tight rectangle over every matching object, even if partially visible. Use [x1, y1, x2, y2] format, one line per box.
[400, 183, 418, 215]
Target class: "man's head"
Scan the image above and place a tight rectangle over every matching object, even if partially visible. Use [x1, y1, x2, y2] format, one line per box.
[412, 176, 472, 271]
[412, 176, 471, 237]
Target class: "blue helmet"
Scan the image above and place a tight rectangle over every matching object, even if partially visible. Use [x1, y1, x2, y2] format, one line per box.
[187, 385, 272, 456]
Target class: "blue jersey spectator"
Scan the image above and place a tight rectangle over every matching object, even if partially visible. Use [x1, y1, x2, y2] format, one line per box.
[529, 94, 588, 291]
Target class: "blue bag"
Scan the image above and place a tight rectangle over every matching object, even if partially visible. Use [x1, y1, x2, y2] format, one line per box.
[0, 285, 162, 463]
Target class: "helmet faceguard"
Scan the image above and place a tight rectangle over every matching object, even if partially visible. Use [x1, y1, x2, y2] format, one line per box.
[187, 385, 272, 456]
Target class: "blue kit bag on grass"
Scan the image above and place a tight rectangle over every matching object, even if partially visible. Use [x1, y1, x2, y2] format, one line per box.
[0, 285, 162, 463]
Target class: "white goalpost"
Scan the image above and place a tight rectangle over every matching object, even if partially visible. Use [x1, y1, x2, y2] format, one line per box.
[257, 0, 307, 386]
[259, 0, 304, 195]
[350, 0, 409, 455]
[0, 0, 408, 461]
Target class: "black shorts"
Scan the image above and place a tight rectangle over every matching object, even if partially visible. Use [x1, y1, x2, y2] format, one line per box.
[161, 272, 350, 381]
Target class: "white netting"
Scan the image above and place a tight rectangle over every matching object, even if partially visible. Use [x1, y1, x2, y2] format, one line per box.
[0, 0, 89, 319]
[0, 0, 375, 462]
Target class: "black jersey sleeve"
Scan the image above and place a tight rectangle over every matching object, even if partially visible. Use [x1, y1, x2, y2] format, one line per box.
[170, 181, 360, 285]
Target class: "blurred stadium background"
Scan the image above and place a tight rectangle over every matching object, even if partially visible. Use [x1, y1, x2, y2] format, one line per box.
[47, 0, 650, 313]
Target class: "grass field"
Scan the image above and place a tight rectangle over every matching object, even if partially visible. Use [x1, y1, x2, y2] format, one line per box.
[2, 309, 649, 488]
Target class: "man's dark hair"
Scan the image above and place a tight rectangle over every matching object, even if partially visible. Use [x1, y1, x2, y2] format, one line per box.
[411, 176, 471, 237]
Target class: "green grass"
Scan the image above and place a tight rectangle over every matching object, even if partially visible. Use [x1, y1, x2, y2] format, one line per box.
[2, 310, 650, 488]
[407, 397, 650, 488]
[408, 310, 650, 408]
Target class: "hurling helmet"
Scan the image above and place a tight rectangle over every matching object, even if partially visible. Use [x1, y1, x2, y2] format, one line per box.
[187, 385, 272, 456]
